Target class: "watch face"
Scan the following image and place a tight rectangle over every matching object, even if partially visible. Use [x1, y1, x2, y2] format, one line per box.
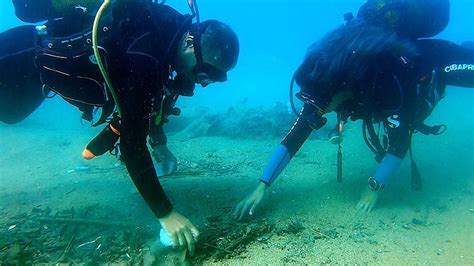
[368, 178, 380, 190]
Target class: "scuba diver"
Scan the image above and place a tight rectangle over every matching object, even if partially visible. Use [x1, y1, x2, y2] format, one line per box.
[234, 0, 474, 219]
[1, 0, 239, 255]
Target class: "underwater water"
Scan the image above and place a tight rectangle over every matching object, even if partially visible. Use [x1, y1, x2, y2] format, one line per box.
[0, 0, 473, 264]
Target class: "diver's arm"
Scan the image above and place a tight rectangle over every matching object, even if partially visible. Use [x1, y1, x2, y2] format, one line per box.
[118, 60, 173, 219]
[371, 153, 403, 188]
[260, 106, 314, 186]
[234, 106, 314, 220]
[439, 41, 474, 87]
[120, 130, 173, 219]
[417, 39, 474, 88]
[120, 113, 173, 218]
[371, 115, 410, 187]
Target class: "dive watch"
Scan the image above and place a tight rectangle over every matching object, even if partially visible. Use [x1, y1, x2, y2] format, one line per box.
[368, 177, 383, 191]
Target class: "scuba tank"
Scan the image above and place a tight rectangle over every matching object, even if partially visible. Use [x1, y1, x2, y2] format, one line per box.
[357, 0, 450, 38]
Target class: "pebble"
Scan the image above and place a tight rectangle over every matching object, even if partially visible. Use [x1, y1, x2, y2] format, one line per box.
[68, 165, 91, 173]
[411, 218, 426, 226]
[7, 244, 21, 259]
[75, 165, 91, 172]
[437, 248, 444, 255]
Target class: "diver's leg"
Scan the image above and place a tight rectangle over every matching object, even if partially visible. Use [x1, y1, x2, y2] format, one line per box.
[0, 26, 44, 124]
[12, 0, 57, 23]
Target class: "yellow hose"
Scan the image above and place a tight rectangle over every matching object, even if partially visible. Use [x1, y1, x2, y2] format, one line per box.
[154, 98, 165, 125]
[92, 0, 122, 117]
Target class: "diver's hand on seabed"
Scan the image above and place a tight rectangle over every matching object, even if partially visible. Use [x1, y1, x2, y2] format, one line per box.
[159, 211, 200, 256]
[356, 187, 380, 213]
[152, 145, 178, 176]
[233, 182, 268, 221]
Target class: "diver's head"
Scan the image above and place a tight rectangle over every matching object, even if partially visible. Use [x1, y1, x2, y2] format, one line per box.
[175, 20, 239, 87]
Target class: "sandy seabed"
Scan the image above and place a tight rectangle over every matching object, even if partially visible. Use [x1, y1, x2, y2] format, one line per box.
[0, 104, 473, 265]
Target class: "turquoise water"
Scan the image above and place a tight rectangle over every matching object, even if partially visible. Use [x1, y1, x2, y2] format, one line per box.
[0, 0, 473, 264]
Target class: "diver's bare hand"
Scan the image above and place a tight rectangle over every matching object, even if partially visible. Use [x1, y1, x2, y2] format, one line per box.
[159, 211, 199, 256]
[356, 187, 380, 213]
[233, 182, 268, 220]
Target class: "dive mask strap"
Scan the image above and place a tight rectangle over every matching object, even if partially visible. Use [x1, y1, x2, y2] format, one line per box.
[188, 0, 210, 85]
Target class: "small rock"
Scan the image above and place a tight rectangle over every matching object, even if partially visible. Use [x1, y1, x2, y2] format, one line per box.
[411, 218, 426, 226]
[257, 233, 272, 242]
[7, 244, 22, 259]
[437, 248, 444, 255]
[368, 239, 378, 245]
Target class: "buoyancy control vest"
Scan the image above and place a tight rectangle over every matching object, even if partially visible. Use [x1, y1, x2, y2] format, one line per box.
[34, 11, 115, 125]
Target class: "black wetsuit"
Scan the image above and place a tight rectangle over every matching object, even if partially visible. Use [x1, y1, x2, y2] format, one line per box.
[262, 39, 474, 186]
[109, 2, 193, 217]
[0, 26, 44, 124]
[0, 1, 103, 124]
[1, 1, 193, 218]
[284, 39, 474, 158]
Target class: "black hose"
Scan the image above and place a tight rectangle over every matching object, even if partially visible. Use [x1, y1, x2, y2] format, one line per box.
[337, 113, 343, 183]
[362, 120, 378, 154]
[408, 132, 422, 190]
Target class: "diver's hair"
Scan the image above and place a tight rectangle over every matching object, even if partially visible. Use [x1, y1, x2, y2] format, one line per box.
[193, 20, 240, 71]
[295, 19, 417, 99]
